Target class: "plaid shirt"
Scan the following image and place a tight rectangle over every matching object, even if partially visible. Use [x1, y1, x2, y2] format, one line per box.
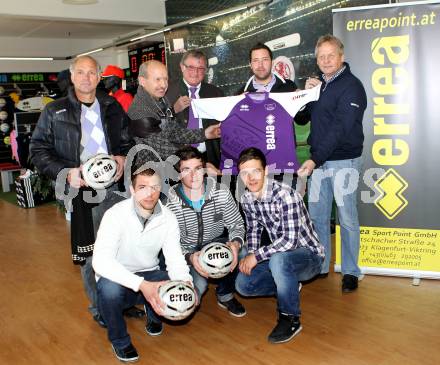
[240, 179, 325, 262]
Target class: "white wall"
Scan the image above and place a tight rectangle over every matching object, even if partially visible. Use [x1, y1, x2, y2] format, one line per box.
[0, 49, 129, 73]
[0, 0, 166, 25]
[0, 0, 166, 73]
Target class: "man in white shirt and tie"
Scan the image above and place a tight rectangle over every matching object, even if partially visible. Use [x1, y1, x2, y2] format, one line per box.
[167, 50, 224, 173]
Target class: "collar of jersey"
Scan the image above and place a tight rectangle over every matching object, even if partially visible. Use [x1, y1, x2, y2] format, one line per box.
[245, 92, 270, 103]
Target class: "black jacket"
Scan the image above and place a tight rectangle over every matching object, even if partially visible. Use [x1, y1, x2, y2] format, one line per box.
[166, 80, 224, 167]
[30, 87, 131, 180]
[305, 63, 367, 167]
[235, 73, 298, 94]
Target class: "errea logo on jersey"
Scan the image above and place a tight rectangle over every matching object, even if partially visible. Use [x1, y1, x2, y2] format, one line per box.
[292, 93, 306, 101]
[240, 104, 250, 112]
[264, 103, 276, 111]
[266, 114, 276, 150]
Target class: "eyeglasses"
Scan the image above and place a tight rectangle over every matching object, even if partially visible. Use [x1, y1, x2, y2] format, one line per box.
[183, 64, 207, 73]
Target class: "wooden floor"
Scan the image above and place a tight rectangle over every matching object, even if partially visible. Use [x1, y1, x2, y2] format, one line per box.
[1, 199, 439, 365]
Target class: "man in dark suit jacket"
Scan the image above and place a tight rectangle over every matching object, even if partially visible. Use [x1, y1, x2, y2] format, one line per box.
[166, 50, 223, 171]
[235, 42, 298, 94]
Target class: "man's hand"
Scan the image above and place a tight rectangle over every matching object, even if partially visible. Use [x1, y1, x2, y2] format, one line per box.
[190, 251, 210, 278]
[112, 155, 125, 182]
[139, 280, 168, 316]
[186, 281, 200, 306]
[206, 162, 222, 176]
[239, 253, 257, 276]
[305, 77, 321, 90]
[297, 159, 316, 177]
[67, 167, 86, 188]
[112, 155, 125, 181]
[173, 95, 191, 113]
[204, 123, 221, 139]
[226, 241, 241, 271]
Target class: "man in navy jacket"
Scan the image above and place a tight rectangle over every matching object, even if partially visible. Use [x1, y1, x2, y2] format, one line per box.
[298, 34, 367, 293]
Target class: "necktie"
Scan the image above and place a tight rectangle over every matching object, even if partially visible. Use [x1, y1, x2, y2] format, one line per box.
[187, 87, 199, 130]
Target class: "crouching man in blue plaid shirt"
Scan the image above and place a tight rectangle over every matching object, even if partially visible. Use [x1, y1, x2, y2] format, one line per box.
[235, 147, 325, 344]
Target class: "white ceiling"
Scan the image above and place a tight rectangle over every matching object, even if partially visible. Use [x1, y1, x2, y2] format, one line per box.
[0, 15, 147, 39]
[0, 0, 166, 58]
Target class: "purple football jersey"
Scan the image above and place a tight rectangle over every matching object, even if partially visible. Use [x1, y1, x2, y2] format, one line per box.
[191, 87, 320, 174]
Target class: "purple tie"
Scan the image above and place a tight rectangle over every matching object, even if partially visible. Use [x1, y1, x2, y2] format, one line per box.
[187, 87, 198, 130]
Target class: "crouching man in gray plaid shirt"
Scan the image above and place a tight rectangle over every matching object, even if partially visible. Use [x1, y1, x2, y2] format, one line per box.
[236, 147, 325, 344]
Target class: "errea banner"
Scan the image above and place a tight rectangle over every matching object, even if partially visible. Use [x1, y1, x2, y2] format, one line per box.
[333, 1, 440, 278]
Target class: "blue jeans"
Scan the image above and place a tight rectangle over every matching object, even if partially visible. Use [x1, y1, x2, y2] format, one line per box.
[96, 270, 169, 350]
[308, 157, 362, 277]
[79, 186, 124, 317]
[80, 256, 98, 316]
[235, 248, 322, 316]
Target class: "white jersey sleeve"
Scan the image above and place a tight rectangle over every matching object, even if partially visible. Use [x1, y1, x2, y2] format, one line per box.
[270, 85, 321, 117]
[191, 94, 245, 121]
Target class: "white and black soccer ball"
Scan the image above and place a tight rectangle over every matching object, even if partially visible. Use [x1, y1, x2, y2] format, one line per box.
[0, 97, 6, 108]
[199, 242, 233, 279]
[158, 281, 196, 321]
[0, 122, 10, 133]
[0, 110, 8, 121]
[81, 153, 117, 190]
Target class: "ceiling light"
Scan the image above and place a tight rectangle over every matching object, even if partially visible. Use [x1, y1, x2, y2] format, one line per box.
[76, 48, 104, 57]
[129, 28, 171, 42]
[0, 57, 54, 61]
[62, 0, 99, 5]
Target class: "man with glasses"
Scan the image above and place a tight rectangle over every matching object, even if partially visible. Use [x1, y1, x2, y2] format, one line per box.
[236, 147, 324, 344]
[128, 60, 220, 164]
[167, 50, 224, 172]
[166, 146, 246, 317]
[93, 166, 192, 362]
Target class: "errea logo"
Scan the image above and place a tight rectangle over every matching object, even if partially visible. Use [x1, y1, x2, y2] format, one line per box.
[266, 114, 276, 150]
[264, 103, 276, 111]
[240, 104, 250, 112]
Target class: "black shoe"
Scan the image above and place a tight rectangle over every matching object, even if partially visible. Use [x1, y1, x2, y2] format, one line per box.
[112, 343, 139, 363]
[268, 313, 302, 344]
[93, 313, 107, 328]
[217, 297, 246, 317]
[145, 316, 163, 336]
[123, 306, 145, 319]
[342, 274, 358, 293]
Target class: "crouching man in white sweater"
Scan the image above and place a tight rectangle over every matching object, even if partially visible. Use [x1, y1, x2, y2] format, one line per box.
[93, 167, 192, 363]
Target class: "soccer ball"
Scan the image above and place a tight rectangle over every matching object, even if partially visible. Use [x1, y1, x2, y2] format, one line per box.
[198, 242, 233, 279]
[0, 122, 9, 133]
[0, 86, 4, 96]
[158, 281, 196, 321]
[0, 110, 8, 121]
[81, 153, 117, 190]
[0, 98, 6, 108]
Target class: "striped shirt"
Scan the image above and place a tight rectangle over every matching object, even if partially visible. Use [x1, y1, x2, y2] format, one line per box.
[240, 179, 325, 262]
[167, 177, 245, 259]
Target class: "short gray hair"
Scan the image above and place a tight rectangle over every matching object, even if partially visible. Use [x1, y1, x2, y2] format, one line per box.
[69, 55, 101, 74]
[315, 34, 344, 57]
[180, 50, 207, 67]
[138, 61, 149, 80]
[138, 60, 166, 81]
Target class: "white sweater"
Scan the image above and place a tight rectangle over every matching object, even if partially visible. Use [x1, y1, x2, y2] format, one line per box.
[92, 198, 192, 291]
